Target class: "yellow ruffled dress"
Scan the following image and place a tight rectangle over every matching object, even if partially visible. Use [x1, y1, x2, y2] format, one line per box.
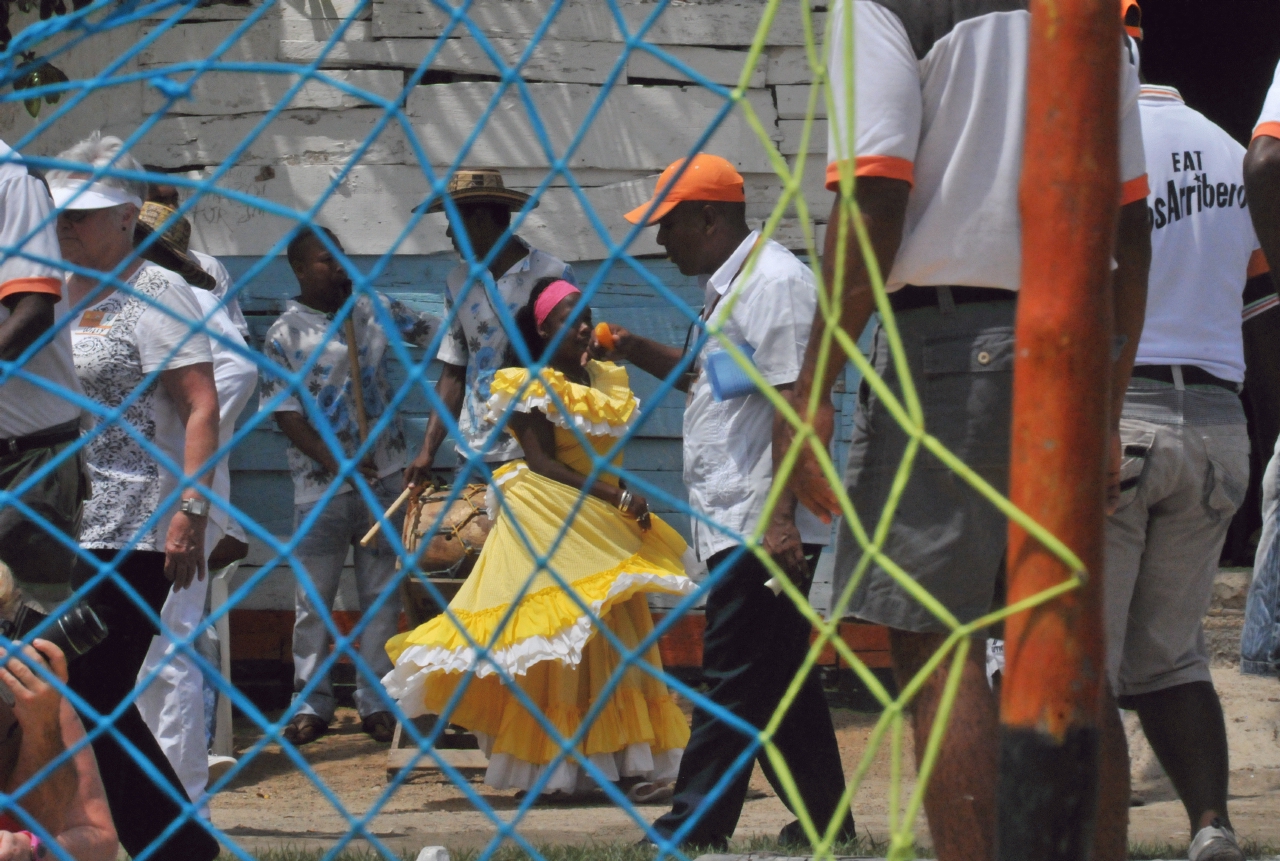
[383, 361, 695, 794]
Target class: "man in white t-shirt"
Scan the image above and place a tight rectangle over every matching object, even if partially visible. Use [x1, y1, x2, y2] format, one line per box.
[597, 154, 852, 851]
[404, 169, 574, 486]
[0, 139, 86, 608]
[261, 227, 439, 745]
[782, 3, 1151, 859]
[1241, 62, 1280, 686]
[1104, 80, 1268, 861]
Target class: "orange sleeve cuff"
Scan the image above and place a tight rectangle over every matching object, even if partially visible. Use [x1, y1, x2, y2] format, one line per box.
[1119, 174, 1150, 206]
[1248, 248, 1271, 280]
[0, 277, 62, 303]
[1253, 122, 1280, 142]
[825, 156, 915, 191]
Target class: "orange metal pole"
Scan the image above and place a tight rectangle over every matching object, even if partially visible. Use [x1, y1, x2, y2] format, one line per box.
[999, 0, 1120, 857]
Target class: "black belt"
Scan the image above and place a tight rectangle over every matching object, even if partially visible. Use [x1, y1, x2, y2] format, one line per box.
[1131, 364, 1241, 394]
[888, 286, 1016, 314]
[0, 419, 80, 457]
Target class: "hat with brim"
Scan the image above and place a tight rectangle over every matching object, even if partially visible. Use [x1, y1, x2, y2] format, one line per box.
[133, 201, 216, 291]
[413, 168, 534, 214]
[49, 178, 143, 211]
[624, 153, 745, 226]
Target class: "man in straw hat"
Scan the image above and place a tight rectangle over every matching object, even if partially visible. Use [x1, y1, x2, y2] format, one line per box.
[403, 168, 575, 487]
[131, 200, 257, 812]
[591, 153, 853, 850]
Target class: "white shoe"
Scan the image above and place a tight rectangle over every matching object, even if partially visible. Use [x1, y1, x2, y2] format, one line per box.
[1189, 819, 1244, 861]
[207, 754, 237, 785]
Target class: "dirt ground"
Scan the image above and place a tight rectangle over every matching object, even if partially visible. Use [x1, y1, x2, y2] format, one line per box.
[207, 667, 1280, 858]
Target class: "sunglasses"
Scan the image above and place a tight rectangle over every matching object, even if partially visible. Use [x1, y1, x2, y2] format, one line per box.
[58, 209, 96, 224]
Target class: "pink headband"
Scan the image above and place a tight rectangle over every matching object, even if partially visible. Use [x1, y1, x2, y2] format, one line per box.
[533, 280, 581, 328]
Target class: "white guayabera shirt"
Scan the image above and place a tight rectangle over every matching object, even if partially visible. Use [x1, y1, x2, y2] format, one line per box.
[683, 231, 830, 560]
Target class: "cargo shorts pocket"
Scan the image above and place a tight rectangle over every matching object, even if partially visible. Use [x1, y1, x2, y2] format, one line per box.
[920, 327, 1015, 469]
[1114, 426, 1156, 512]
[1203, 435, 1250, 522]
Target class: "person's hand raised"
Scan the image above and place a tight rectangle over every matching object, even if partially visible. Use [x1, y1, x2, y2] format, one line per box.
[0, 639, 68, 744]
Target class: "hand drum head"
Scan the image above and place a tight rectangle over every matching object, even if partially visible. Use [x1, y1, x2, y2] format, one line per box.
[401, 484, 493, 577]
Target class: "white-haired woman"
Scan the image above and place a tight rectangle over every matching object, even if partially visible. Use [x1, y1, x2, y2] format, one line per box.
[47, 133, 220, 861]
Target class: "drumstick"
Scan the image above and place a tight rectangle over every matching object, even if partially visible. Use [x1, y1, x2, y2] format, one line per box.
[344, 316, 370, 443]
[360, 485, 413, 547]
[343, 314, 382, 528]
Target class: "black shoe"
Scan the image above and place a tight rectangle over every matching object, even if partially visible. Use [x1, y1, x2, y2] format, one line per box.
[778, 816, 857, 849]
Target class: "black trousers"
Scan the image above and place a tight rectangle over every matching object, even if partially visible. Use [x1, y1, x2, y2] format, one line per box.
[652, 544, 852, 848]
[69, 550, 219, 861]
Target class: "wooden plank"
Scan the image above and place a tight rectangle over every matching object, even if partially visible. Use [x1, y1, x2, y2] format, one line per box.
[766, 45, 814, 86]
[405, 81, 780, 173]
[279, 36, 622, 84]
[142, 69, 404, 116]
[386, 746, 488, 773]
[778, 119, 828, 156]
[373, 0, 823, 48]
[627, 45, 765, 89]
[135, 109, 412, 168]
[139, 20, 280, 68]
[775, 83, 823, 120]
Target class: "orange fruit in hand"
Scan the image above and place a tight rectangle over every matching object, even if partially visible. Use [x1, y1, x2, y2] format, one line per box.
[594, 321, 615, 350]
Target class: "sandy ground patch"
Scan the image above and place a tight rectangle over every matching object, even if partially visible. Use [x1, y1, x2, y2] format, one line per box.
[208, 668, 1280, 857]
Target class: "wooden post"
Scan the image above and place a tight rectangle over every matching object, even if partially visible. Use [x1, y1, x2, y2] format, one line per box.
[999, 0, 1120, 858]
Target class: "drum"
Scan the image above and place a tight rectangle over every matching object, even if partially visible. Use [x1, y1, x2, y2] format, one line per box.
[400, 484, 493, 578]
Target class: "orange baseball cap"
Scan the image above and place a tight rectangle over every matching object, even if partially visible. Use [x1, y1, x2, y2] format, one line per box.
[624, 153, 745, 225]
[1121, 0, 1142, 39]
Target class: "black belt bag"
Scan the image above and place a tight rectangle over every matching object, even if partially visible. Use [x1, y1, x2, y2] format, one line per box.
[887, 285, 1016, 314]
[0, 419, 81, 458]
[1130, 364, 1240, 394]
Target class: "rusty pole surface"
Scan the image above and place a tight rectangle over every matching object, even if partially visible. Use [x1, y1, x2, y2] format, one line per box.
[998, 0, 1120, 858]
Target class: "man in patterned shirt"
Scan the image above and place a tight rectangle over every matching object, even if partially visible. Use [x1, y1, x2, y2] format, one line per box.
[260, 226, 439, 745]
[404, 169, 574, 486]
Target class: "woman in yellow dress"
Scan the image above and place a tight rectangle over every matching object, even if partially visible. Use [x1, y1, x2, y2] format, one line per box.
[384, 277, 695, 797]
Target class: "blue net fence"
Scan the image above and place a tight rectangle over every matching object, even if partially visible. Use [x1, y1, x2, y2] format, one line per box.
[0, 1, 1086, 860]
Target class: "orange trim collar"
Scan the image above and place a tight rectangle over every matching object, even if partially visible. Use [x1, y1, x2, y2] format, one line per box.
[1253, 121, 1280, 142]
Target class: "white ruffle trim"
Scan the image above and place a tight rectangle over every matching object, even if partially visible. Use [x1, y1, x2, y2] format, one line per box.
[486, 389, 639, 438]
[478, 734, 683, 795]
[381, 571, 697, 704]
[484, 461, 529, 519]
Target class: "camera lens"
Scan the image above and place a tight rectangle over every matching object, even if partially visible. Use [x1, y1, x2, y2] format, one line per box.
[43, 603, 108, 658]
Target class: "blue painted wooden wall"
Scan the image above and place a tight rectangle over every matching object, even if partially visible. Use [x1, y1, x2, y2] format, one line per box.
[225, 251, 863, 545]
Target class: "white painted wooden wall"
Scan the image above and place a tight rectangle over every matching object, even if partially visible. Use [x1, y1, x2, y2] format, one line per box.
[0, 0, 831, 263]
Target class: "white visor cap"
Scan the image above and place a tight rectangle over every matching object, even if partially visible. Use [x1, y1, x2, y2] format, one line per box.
[49, 179, 143, 211]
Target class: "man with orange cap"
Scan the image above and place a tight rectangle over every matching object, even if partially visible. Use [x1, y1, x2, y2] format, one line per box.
[594, 153, 853, 850]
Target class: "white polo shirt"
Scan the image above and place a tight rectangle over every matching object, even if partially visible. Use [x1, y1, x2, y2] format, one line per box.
[683, 231, 829, 560]
[1134, 86, 1265, 384]
[1256, 58, 1280, 141]
[0, 140, 82, 439]
[826, 0, 1149, 293]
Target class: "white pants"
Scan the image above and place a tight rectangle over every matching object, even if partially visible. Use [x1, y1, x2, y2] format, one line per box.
[136, 537, 215, 813]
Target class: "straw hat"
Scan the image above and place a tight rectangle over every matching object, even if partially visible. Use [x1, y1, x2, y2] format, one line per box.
[414, 168, 534, 214]
[133, 202, 216, 290]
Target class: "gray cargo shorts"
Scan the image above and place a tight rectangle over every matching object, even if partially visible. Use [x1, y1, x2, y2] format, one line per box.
[1106, 384, 1249, 696]
[832, 296, 1015, 633]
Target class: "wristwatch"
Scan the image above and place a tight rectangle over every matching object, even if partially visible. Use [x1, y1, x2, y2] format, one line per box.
[180, 497, 210, 518]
